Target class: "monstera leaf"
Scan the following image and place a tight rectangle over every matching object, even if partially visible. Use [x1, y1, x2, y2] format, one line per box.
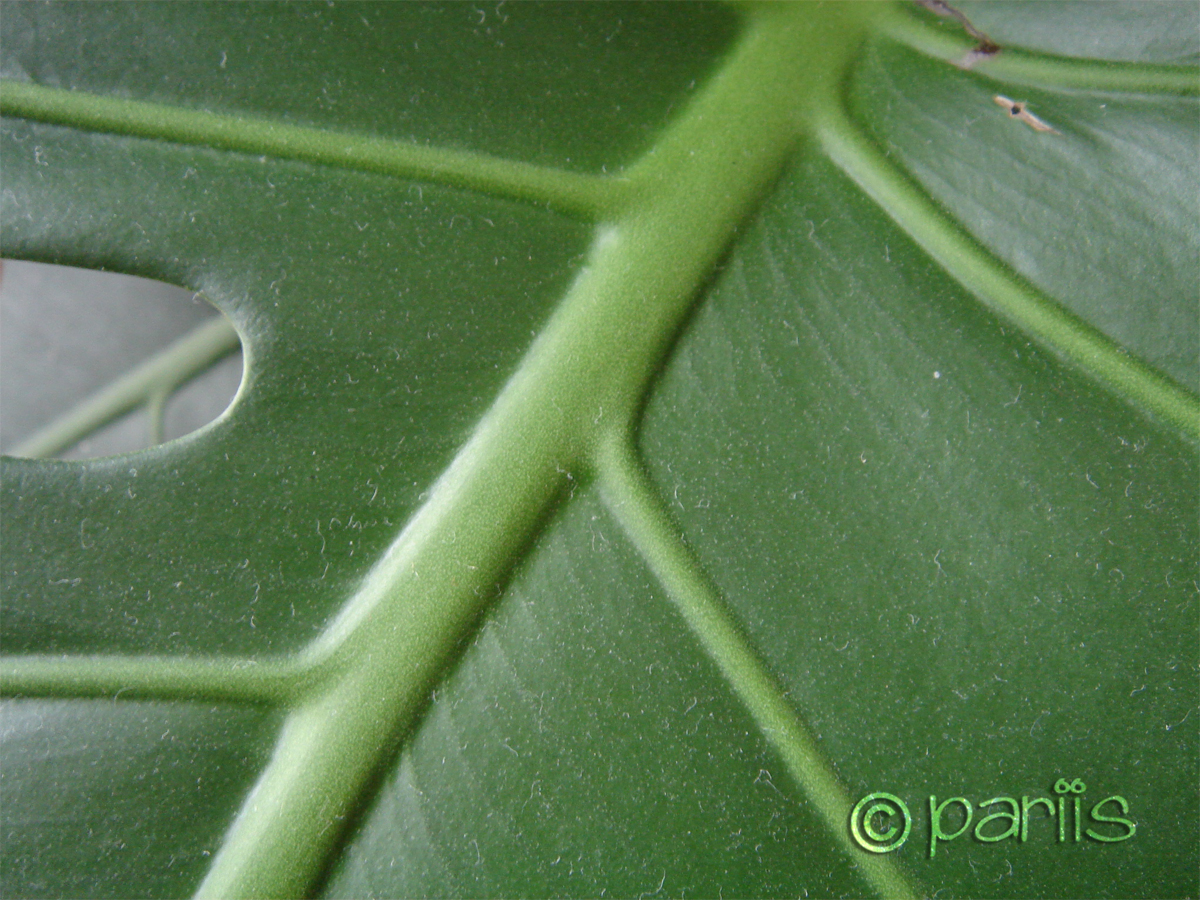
[2, 3, 1196, 898]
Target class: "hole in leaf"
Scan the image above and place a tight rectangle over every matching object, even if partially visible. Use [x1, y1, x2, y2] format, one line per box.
[0, 259, 244, 459]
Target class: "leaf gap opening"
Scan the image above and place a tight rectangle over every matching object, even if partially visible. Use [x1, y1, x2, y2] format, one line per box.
[0, 259, 244, 460]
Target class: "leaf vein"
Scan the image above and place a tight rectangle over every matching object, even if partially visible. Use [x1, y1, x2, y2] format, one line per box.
[817, 105, 1200, 441]
[0, 80, 618, 219]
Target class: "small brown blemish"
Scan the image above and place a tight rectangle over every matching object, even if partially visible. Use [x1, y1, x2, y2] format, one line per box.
[912, 0, 1001, 69]
[994, 95, 1060, 134]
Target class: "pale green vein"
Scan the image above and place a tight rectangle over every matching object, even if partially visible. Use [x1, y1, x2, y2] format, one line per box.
[0, 80, 618, 219]
[194, 8, 894, 898]
[4, 5, 1187, 898]
[595, 431, 920, 900]
[9, 313, 240, 459]
[0, 653, 309, 705]
[817, 105, 1200, 442]
[880, 8, 1200, 95]
[147, 388, 170, 446]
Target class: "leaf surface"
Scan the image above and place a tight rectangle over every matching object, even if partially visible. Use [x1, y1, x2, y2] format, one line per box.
[1, 3, 1196, 899]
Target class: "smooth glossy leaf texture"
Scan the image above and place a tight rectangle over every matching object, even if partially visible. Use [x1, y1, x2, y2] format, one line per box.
[640, 151, 1197, 900]
[2, 3, 1196, 899]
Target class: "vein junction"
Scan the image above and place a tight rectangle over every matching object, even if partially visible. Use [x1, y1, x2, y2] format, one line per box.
[181, 8, 906, 897]
[3, 3, 1194, 898]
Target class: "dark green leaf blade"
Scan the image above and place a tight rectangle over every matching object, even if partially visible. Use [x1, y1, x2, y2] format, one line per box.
[0, 700, 280, 900]
[0, 1, 737, 173]
[322, 489, 870, 900]
[0, 119, 587, 657]
[850, 38, 1199, 392]
[0, 2, 1196, 898]
[952, 1, 1200, 65]
[640, 150, 1198, 899]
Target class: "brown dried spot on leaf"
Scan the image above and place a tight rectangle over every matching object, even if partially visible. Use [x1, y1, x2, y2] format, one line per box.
[993, 95, 1061, 134]
[912, 0, 1001, 69]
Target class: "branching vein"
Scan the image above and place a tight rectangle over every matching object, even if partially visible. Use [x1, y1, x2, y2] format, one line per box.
[817, 104, 1200, 442]
[881, 7, 1200, 95]
[0, 80, 619, 219]
[596, 431, 919, 900]
[8, 5, 1192, 899]
[190, 7, 889, 897]
[9, 314, 240, 460]
[1, 653, 309, 705]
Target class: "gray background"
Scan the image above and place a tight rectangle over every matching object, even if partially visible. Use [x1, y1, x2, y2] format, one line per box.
[0, 259, 243, 458]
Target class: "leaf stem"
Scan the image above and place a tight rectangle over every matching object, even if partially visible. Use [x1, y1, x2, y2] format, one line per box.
[8, 313, 241, 459]
[817, 105, 1200, 442]
[596, 431, 920, 900]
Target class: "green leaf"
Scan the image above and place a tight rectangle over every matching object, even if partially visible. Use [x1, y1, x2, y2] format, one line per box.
[2, 3, 1196, 899]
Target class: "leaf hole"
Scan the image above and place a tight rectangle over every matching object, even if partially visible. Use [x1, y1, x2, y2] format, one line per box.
[0, 259, 245, 459]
